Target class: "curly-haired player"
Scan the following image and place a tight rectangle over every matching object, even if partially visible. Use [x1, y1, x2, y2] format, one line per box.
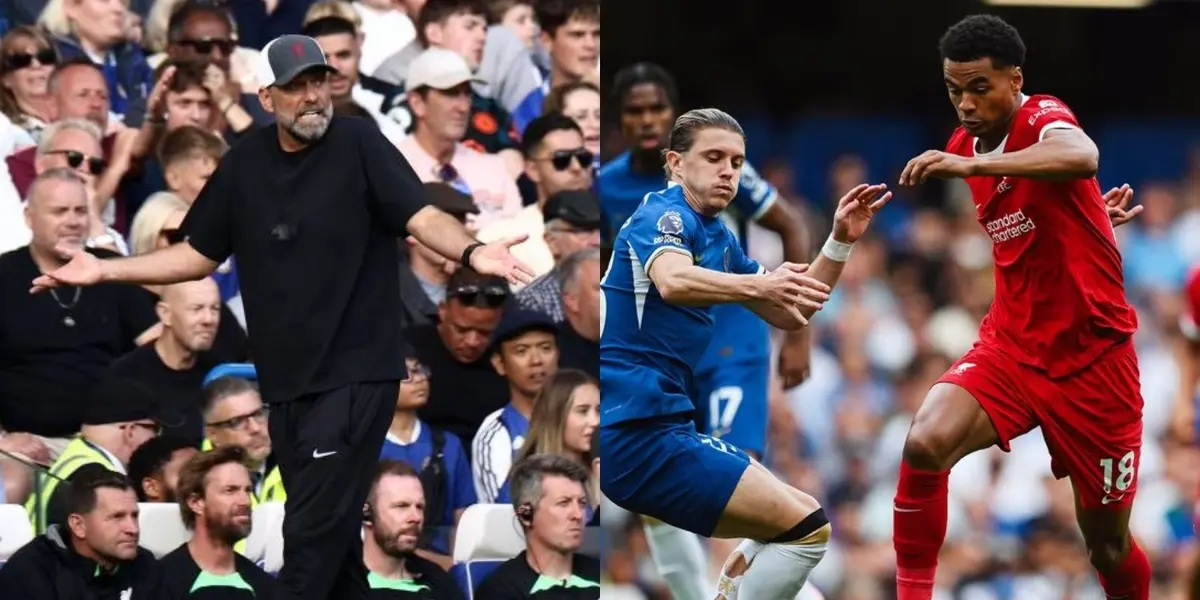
[892, 14, 1148, 600]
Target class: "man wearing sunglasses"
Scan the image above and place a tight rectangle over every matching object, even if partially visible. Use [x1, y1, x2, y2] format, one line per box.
[27, 374, 167, 534]
[32, 119, 124, 254]
[478, 113, 595, 284]
[165, 2, 268, 139]
[411, 267, 512, 455]
[31, 34, 533, 600]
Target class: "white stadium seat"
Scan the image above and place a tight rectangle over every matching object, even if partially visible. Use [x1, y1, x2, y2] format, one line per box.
[137, 502, 191, 557]
[252, 502, 286, 573]
[453, 504, 525, 596]
[0, 504, 33, 561]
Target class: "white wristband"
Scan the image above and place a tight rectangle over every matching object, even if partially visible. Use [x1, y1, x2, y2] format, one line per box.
[820, 236, 853, 262]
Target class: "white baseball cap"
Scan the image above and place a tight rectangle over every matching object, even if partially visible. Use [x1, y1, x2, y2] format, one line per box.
[406, 48, 485, 91]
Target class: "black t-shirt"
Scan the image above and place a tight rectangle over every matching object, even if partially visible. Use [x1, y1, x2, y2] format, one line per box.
[102, 344, 220, 445]
[367, 554, 464, 600]
[0, 247, 156, 435]
[557, 325, 598, 379]
[157, 543, 278, 599]
[409, 323, 508, 453]
[180, 116, 429, 403]
[474, 552, 600, 600]
[139, 289, 249, 364]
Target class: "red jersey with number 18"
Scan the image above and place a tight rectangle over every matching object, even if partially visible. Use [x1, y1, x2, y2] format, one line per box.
[945, 94, 1137, 378]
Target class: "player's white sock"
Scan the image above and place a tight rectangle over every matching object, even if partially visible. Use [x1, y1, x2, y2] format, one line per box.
[643, 519, 713, 600]
[736, 528, 828, 600]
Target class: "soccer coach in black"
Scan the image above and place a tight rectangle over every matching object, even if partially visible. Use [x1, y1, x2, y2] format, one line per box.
[30, 35, 533, 600]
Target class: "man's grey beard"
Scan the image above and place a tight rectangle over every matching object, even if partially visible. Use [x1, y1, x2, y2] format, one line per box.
[286, 103, 334, 142]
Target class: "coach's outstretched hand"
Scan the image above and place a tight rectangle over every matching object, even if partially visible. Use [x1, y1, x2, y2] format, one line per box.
[1104, 184, 1142, 228]
[30, 246, 103, 294]
[470, 235, 537, 286]
[831, 183, 892, 244]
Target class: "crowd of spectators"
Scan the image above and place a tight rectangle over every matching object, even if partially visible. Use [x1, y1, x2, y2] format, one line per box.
[599, 148, 1200, 599]
[0, 0, 601, 597]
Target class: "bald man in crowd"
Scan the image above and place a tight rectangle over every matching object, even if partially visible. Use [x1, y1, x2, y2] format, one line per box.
[101, 278, 225, 445]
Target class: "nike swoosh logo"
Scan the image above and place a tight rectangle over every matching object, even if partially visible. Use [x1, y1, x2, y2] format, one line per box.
[312, 449, 337, 459]
[1101, 494, 1124, 505]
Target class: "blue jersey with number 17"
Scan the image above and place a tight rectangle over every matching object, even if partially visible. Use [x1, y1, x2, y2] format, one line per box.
[600, 185, 764, 426]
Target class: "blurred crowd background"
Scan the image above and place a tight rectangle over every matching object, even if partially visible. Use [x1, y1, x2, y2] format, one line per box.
[600, 0, 1200, 599]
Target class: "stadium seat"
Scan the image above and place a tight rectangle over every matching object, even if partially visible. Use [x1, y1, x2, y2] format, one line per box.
[0, 504, 34, 562]
[137, 502, 191, 557]
[452, 504, 525, 598]
[250, 501, 285, 572]
[204, 363, 257, 386]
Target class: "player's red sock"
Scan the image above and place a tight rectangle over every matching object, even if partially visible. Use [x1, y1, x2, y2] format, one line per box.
[1096, 540, 1150, 600]
[893, 461, 949, 600]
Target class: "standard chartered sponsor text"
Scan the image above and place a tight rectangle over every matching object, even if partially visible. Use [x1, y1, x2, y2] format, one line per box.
[986, 209, 1036, 243]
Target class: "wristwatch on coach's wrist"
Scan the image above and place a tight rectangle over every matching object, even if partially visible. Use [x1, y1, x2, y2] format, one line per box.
[85, 234, 115, 249]
[460, 241, 485, 268]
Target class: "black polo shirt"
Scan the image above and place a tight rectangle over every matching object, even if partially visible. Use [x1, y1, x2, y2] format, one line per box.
[157, 543, 278, 599]
[180, 116, 429, 404]
[408, 323, 508, 454]
[0, 247, 156, 435]
[367, 554, 464, 600]
[473, 552, 600, 600]
[102, 344, 220, 445]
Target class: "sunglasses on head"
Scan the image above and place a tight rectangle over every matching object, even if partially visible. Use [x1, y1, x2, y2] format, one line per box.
[545, 148, 594, 171]
[161, 228, 187, 245]
[179, 37, 236, 56]
[3, 49, 56, 71]
[46, 150, 105, 176]
[450, 284, 509, 308]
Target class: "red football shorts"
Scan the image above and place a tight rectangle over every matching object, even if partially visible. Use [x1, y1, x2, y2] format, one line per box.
[939, 338, 1143, 510]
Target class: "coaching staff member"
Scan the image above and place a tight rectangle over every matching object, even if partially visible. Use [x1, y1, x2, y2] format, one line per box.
[30, 34, 533, 600]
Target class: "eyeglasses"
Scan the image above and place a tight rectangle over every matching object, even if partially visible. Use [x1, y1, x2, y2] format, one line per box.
[178, 37, 236, 56]
[434, 163, 473, 196]
[538, 148, 594, 172]
[3, 49, 56, 71]
[161, 228, 187, 245]
[449, 284, 509, 308]
[122, 422, 162, 436]
[206, 407, 269, 431]
[45, 150, 105, 176]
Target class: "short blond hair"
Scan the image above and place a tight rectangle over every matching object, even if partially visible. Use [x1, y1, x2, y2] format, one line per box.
[129, 191, 189, 256]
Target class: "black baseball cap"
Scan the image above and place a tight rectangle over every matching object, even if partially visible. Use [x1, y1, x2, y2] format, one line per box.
[256, 35, 338, 88]
[424, 182, 479, 218]
[85, 375, 179, 427]
[543, 190, 600, 229]
[490, 305, 558, 354]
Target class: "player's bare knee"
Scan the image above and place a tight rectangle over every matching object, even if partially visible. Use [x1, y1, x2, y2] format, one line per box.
[901, 429, 955, 471]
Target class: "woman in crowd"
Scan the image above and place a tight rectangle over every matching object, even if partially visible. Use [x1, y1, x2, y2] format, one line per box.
[544, 80, 600, 166]
[0, 26, 58, 147]
[38, 0, 155, 127]
[129, 191, 249, 361]
[515, 369, 600, 508]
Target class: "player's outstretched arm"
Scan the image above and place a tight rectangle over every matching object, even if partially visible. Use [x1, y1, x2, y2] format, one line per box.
[786, 183, 892, 323]
[30, 242, 219, 293]
[973, 128, 1098, 180]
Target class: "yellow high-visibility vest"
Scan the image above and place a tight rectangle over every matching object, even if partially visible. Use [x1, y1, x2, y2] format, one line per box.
[25, 438, 116, 534]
